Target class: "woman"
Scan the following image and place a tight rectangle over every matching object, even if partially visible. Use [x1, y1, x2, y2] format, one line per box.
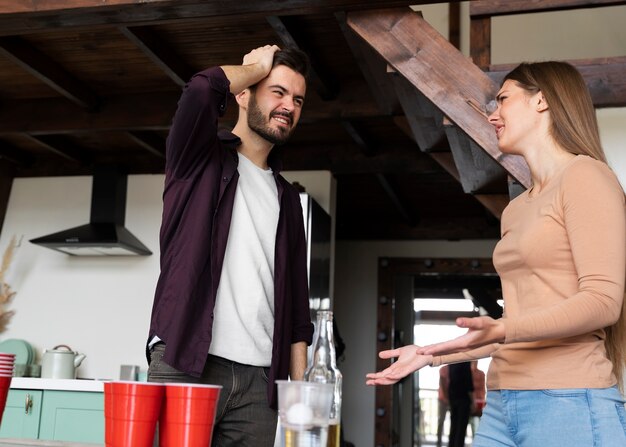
[366, 62, 626, 446]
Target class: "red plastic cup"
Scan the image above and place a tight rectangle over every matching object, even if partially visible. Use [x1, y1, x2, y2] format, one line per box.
[158, 383, 222, 447]
[105, 381, 165, 447]
[0, 376, 12, 427]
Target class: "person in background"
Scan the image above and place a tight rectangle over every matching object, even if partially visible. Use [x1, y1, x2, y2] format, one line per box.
[146, 45, 314, 447]
[468, 361, 486, 438]
[436, 365, 450, 447]
[366, 61, 626, 446]
[447, 362, 474, 447]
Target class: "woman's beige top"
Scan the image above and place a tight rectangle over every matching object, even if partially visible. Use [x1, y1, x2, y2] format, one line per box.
[433, 156, 625, 390]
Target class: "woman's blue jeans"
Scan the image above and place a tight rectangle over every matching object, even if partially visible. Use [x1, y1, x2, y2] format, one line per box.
[473, 387, 626, 447]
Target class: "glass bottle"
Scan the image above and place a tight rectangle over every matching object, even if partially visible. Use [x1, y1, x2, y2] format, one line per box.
[304, 310, 342, 447]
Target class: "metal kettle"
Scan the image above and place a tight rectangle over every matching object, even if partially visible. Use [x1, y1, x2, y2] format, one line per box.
[41, 344, 86, 379]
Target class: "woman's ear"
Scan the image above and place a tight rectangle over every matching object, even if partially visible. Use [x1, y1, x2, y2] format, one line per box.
[536, 92, 549, 112]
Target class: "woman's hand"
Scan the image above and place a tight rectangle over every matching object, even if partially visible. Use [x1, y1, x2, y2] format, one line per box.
[420, 316, 505, 356]
[365, 345, 433, 386]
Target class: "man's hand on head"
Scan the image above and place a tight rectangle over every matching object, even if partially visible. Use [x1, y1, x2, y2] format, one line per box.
[242, 45, 281, 79]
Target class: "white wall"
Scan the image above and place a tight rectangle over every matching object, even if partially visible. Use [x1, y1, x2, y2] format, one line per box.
[0, 175, 163, 380]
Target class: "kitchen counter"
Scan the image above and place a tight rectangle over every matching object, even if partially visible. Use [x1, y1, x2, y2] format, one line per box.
[9, 378, 105, 392]
[0, 440, 101, 447]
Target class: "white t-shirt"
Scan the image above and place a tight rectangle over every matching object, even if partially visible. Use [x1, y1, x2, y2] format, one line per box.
[208, 152, 279, 366]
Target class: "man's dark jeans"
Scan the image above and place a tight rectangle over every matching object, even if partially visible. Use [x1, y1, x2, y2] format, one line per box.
[148, 343, 277, 447]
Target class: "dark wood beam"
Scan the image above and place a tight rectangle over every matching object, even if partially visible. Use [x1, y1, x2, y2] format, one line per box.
[448, 2, 461, 49]
[340, 118, 417, 225]
[470, 17, 491, 69]
[0, 80, 381, 135]
[487, 57, 626, 107]
[266, 15, 339, 100]
[347, 8, 531, 188]
[337, 216, 499, 240]
[335, 11, 401, 115]
[281, 142, 442, 174]
[0, 36, 100, 110]
[0, 1, 453, 36]
[119, 26, 195, 87]
[471, 0, 626, 17]
[341, 120, 377, 156]
[125, 131, 166, 158]
[22, 134, 91, 164]
[0, 141, 35, 167]
[375, 173, 416, 226]
[0, 160, 14, 234]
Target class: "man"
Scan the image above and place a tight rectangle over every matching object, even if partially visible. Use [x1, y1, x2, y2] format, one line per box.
[146, 45, 314, 446]
[447, 362, 474, 447]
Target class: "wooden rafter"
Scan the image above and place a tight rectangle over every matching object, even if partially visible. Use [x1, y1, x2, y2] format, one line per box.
[0, 1, 453, 35]
[0, 142, 34, 167]
[282, 142, 441, 174]
[0, 80, 382, 135]
[347, 7, 532, 188]
[266, 15, 339, 100]
[125, 131, 166, 158]
[471, 0, 626, 17]
[22, 134, 90, 164]
[340, 119, 417, 225]
[0, 36, 99, 110]
[119, 26, 195, 87]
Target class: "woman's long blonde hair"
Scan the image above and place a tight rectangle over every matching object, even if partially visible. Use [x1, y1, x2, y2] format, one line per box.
[505, 61, 626, 390]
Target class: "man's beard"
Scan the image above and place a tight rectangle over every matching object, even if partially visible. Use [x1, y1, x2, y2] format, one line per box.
[247, 93, 294, 146]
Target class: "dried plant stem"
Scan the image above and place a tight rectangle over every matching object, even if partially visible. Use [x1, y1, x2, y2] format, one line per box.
[0, 236, 18, 333]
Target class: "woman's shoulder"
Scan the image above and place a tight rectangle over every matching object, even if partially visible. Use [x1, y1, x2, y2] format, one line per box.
[561, 155, 624, 198]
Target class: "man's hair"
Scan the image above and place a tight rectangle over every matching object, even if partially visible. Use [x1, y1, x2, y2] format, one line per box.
[272, 47, 310, 80]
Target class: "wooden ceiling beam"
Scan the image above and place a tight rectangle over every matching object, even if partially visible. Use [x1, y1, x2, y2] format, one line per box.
[487, 57, 626, 108]
[347, 8, 532, 188]
[266, 16, 339, 101]
[0, 80, 380, 135]
[0, 141, 35, 167]
[125, 131, 166, 158]
[0, 1, 453, 36]
[375, 173, 416, 227]
[22, 134, 91, 164]
[282, 142, 442, 174]
[119, 26, 195, 87]
[340, 118, 417, 225]
[0, 36, 100, 110]
[471, 0, 626, 17]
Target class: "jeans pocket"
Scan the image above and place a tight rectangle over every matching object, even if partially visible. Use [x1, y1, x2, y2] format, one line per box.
[260, 367, 270, 383]
[541, 388, 588, 397]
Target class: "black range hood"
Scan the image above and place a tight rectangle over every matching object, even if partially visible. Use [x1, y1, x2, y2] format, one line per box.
[30, 168, 152, 256]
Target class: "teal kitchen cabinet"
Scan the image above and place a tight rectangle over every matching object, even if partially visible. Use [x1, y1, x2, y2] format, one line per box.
[0, 389, 43, 438]
[39, 390, 104, 443]
[0, 388, 104, 444]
